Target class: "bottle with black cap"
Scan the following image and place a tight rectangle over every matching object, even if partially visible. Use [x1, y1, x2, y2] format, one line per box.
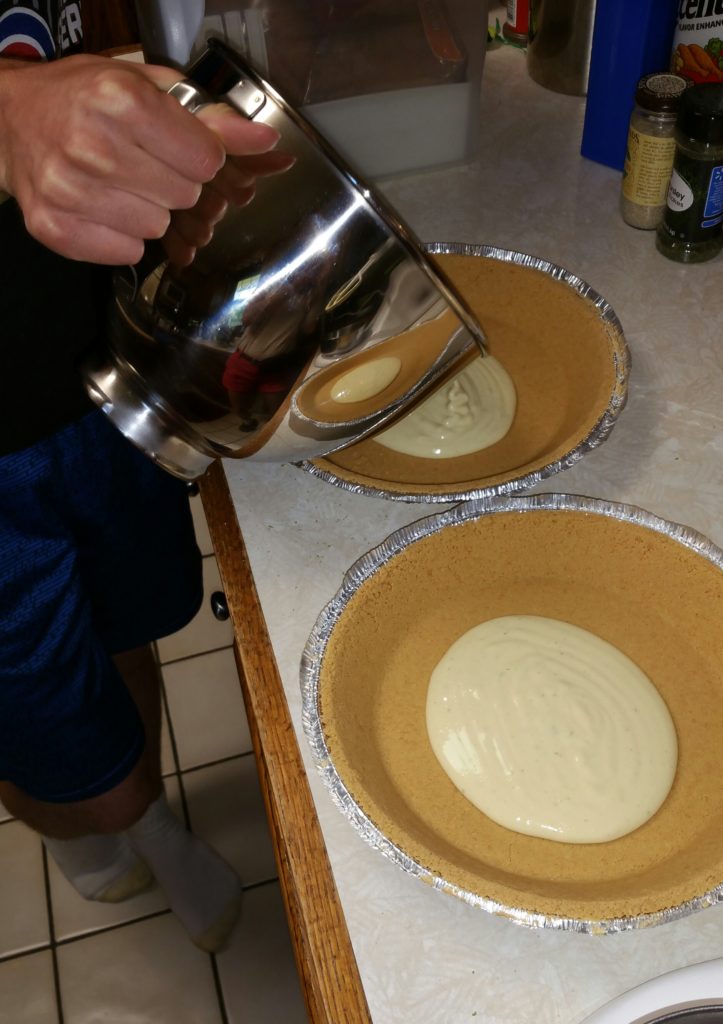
[656, 83, 723, 263]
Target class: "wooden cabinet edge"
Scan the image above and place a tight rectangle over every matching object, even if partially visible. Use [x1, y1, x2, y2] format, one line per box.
[199, 462, 372, 1024]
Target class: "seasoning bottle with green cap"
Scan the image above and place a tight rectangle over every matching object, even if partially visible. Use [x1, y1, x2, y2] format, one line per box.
[621, 73, 690, 230]
[656, 83, 723, 263]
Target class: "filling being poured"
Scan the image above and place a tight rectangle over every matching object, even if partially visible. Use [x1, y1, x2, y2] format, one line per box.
[375, 355, 516, 459]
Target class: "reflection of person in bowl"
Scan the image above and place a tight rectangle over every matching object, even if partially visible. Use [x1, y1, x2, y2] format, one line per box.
[222, 350, 297, 430]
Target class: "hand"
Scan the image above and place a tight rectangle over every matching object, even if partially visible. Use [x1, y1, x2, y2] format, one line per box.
[0, 54, 289, 265]
[161, 128, 295, 267]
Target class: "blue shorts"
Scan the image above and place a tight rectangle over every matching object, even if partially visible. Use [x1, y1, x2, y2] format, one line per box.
[0, 411, 203, 803]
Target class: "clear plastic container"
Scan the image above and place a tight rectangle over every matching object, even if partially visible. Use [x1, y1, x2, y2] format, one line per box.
[136, 0, 487, 180]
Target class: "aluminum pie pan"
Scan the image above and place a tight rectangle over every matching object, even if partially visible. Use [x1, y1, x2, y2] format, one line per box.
[300, 492, 723, 934]
[297, 243, 630, 503]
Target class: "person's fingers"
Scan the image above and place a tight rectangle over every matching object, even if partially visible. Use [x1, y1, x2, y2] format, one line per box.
[123, 87, 283, 190]
[134, 96, 226, 184]
[210, 151, 295, 204]
[168, 186, 229, 248]
[234, 151, 297, 175]
[18, 157, 200, 263]
[27, 207, 146, 265]
[167, 213, 214, 250]
[64, 137, 204, 211]
[31, 163, 188, 242]
[186, 183, 229, 225]
[86, 65, 227, 185]
[196, 103, 281, 156]
[160, 223, 197, 267]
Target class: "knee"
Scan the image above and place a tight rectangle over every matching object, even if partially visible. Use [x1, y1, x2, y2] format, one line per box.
[80, 769, 160, 834]
[0, 764, 160, 838]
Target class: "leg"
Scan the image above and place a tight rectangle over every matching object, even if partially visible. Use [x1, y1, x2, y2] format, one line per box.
[0, 643, 162, 839]
[0, 643, 162, 903]
[0, 759, 154, 839]
[113, 651, 244, 953]
[1, 415, 240, 947]
[2, 640, 243, 947]
[112, 644, 164, 805]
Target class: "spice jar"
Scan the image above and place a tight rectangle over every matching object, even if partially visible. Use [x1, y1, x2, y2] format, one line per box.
[503, 0, 530, 46]
[656, 83, 723, 263]
[621, 73, 689, 230]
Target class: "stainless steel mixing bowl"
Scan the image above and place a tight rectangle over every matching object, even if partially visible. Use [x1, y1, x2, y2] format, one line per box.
[84, 39, 486, 480]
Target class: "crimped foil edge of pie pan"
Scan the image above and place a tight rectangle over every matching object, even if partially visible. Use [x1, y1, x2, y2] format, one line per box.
[300, 492, 723, 934]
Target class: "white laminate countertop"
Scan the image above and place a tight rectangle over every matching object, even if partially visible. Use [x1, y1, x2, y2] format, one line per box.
[221, 41, 723, 1024]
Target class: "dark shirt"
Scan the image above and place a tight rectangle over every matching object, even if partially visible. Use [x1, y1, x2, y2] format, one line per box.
[0, 0, 112, 455]
[0, 200, 111, 454]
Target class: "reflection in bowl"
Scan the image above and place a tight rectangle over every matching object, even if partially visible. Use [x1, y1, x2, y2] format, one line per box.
[301, 495, 723, 932]
[292, 307, 470, 430]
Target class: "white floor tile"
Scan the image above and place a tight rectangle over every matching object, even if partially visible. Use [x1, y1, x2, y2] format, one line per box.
[0, 822, 49, 956]
[190, 494, 213, 556]
[163, 648, 251, 770]
[47, 777, 183, 942]
[217, 882, 307, 1024]
[156, 557, 233, 663]
[57, 913, 223, 1024]
[0, 950, 58, 1024]
[182, 758, 277, 888]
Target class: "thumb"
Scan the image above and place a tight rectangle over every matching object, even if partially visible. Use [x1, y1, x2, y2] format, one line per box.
[196, 103, 281, 156]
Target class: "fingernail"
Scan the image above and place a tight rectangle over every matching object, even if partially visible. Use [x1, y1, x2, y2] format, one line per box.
[246, 121, 281, 147]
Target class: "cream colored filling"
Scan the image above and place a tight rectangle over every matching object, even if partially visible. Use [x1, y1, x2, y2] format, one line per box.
[375, 355, 516, 459]
[426, 615, 677, 844]
[330, 357, 402, 404]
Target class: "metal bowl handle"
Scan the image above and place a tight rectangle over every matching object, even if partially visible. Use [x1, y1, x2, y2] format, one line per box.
[166, 78, 213, 115]
[166, 74, 267, 120]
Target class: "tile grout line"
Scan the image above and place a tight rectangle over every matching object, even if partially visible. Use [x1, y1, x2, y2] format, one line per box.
[51, 908, 174, 950]
[178, 749, 256, 778]
[161, 641, 275, 1023]
[210, 953, 231, 1024]
[41, 843, 65, 1024]
[158, 641, 234, 670]
[165, 633, 264, 1024]
[166, 723, 234, 1022]
[156, 575, 279, 1022]
[156, 649, 183, 781]
[0, 877, 278, 964]
[241, 875, 280, 894]
[0, 943, 51, 966]
[156, 650, 194, 832]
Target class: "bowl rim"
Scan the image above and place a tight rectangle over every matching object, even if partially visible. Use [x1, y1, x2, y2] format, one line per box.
[300, 492, 723, 934]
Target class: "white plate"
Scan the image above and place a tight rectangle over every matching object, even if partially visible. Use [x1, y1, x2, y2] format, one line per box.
[583, 959, 723, 1023]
